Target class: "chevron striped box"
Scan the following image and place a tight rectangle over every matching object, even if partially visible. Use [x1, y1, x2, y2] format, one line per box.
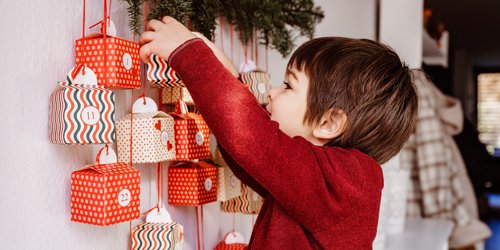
[70, 162, 140, 226]
[131, 222, 184, 250]
[49, 82, 115, 144]
[148, 54, 185, 88]
[75, 36, 141, 89]
[168, 161, 218, 206]
[239, 71, 272, 105]
[221, 184, 263, 214]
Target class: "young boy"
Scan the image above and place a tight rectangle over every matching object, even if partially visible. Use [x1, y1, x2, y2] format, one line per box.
[140, 17, 417, 249]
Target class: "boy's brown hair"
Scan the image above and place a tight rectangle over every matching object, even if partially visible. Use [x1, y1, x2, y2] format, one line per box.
[288, 37, 417, 164]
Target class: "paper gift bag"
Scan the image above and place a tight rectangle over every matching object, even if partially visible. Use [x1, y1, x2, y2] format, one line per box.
[75, 0, 140, 89]
[168, 161, 218, 206]
[221, 184, 262, 214]
[215, 231, 247, 250]
[240, 71, 271, 104]
[170, 100, 211, 161]
[161, 87, 194, 105]
[148, 54, 185, 88]
[213, 148, 242, 201]
[71, 146, 140, 226]
[116, 97, 176, 163]
[49, 66, 115, 144]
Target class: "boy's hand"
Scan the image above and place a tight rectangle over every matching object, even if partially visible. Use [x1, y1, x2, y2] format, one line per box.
[139, 16, 196, 63]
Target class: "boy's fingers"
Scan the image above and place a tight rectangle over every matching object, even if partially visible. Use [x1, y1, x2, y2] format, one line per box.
[139, 31, 155, 45]
[139, 43, 153, 63]
[147, 19, 164, 31]
[161, 16, 175, 24]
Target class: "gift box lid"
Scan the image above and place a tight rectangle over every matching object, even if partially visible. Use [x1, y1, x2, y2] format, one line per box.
[119, 111, 172, 121]
[170, 161, 215, 170]
[74, 162, 139, 176]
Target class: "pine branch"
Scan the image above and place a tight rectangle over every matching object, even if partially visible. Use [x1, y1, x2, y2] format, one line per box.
[148, 0, 193, 26]
[190, 0, 221, 40]
[122, 0, 146, 36]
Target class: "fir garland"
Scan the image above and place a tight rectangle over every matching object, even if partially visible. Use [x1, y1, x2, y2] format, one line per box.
[122, 0, 324, 57]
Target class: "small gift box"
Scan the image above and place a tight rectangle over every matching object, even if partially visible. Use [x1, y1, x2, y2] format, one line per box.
[168, 161, 218, 206]
[71, 146, 140, 226]
[148, 54, 185, 88]
[131, 208, 184, 250]
[75, 2, 140, 89]
[214, 231, 247, 250]
[49, 66, 115, 144]
[116, 97, 176, 163]
[213, 148, 242, 201]
[161, 87, 194, 105]
[221, 184, 262, 214]
[170, 100, 211, 161]
[239, 71, 272, 105]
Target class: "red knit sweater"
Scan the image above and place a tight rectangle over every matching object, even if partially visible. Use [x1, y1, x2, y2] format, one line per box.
[168, 38, 384, 250]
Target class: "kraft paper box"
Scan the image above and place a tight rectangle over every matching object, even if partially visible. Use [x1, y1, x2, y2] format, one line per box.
[213, 148, 242, 201]
[221, 184, 263, 214]
[170, 104, 211, 161]
[131, 222, 183, 250]
[148, 54, 185, 88]
[75, 35, 141, 89]
[71, 162, 140, 226]
[240, 71, 272, 104]
[168, 161, 218, 206]
[49, 81, 115, 144]
[116, 111, 176, 164]
[161, 87, 194, 105]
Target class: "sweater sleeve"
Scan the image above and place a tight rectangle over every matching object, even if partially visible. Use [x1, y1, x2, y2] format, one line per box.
[168, 39, 349, 233]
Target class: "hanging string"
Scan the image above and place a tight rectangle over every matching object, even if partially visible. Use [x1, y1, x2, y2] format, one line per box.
[129, 91, 134, 164]
[141, 0, 150, 97]
[157, 162, 162, 212]
[201, 204, 205, 250]
[232, 213, 236, 232]
[255, 31, 259, 69]
[82, 0, 86, 38]
[196, 206, 201, 250]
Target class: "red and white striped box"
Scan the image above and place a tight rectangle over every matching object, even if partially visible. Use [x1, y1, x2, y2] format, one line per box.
[148, 54, 185, 88]
[70, 162, 140, 226]
[170, 102, 210, 161]
[75, 36, 140, 89]
[168, 161, 218, 206]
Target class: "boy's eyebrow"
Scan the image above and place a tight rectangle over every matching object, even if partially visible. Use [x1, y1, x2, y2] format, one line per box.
[285, 69, 299, 82]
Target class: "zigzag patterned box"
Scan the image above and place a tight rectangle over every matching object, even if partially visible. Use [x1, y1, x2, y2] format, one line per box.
[49, 82, 115, 144]
[131, 222, 184, 250]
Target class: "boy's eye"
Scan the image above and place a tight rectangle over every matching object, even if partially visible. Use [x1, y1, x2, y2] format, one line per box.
[283, 81, 292, 89]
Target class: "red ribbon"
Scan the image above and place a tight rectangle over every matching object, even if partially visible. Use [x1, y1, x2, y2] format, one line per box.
[95, 144, 109, 166]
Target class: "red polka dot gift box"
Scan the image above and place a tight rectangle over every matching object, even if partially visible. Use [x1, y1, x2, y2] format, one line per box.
[170, 100, 211, 161]
[148, 54, 185, 88]
[70, 161, 140, 226]
[214, 231, 248, 250]
[213, 148, 242, 202]
[168, 161, 218, 206]
[49, 66, 115, 144]
[161, 87, 194, 106]
[239, 71, 272, 105]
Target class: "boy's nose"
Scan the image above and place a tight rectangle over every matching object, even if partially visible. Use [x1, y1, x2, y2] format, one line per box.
[267, 87, 278, 101]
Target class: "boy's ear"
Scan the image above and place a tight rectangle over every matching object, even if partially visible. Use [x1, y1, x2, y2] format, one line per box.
[312, 109, 347, 140]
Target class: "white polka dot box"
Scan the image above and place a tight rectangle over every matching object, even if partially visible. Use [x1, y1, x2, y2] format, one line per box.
[168, 161, 218, 206]
[239, 71, 272, 105]
[161, 87, 194, 105]
[70, 162, 140, 226]
[170, 101, 211, 161]
[148, 54, 185, 88]
[116, 111, 176, 164]
[49, 67, 115, 144]
[221, 184, 263, 215]
[131, 222, 183, 250]
[75, 36, 141, 89]
[213, 148, 242, 202]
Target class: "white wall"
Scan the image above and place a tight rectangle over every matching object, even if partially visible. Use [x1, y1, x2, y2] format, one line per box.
[380, 0, 423, 69]
[0, 0, 397, 249]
